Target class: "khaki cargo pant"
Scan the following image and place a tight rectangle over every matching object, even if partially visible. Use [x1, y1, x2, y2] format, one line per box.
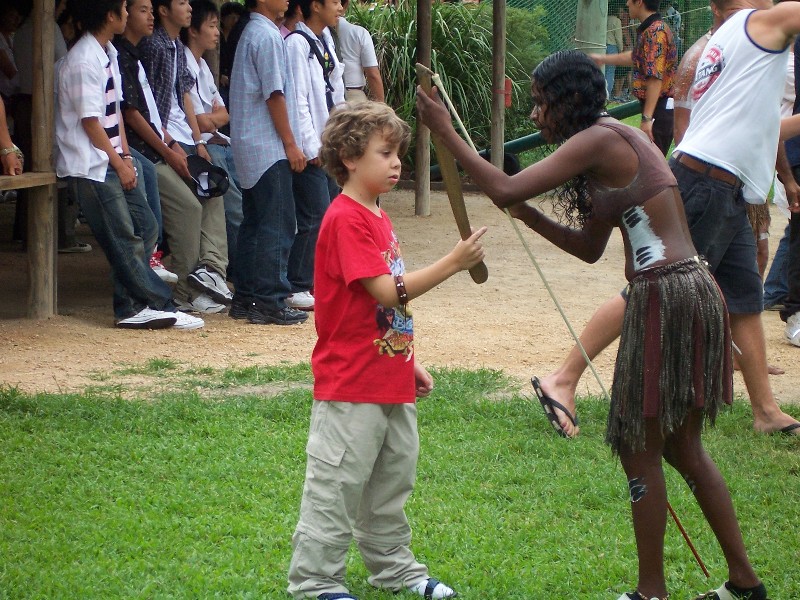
[287, 400, 429, 598]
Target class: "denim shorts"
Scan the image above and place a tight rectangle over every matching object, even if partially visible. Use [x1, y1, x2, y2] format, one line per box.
[669, 157, 763, 314]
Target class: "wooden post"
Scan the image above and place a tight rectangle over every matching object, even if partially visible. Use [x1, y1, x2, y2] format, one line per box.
[491, 0, 506, 170]
[414, 0, 431, 217]
[28, 0, 57, 318]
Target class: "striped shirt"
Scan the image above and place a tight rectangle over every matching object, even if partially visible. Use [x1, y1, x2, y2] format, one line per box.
[55, 33, 124, 182]
[103, 59, 122, 154]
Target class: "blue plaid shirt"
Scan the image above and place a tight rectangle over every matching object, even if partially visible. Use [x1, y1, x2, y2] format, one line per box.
[230, 14, 299, 189]
[138, 27, 195, 130]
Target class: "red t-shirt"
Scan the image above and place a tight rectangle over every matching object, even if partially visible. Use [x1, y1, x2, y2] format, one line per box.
[312, 194, 415, 403]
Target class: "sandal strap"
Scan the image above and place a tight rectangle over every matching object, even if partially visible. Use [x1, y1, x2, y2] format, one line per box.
[424, 578, 441, 599]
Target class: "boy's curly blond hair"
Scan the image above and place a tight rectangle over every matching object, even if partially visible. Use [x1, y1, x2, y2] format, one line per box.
[320, 102, 411, 186]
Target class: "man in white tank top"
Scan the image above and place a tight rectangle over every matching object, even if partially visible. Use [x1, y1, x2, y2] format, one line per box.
[669, 0, 800, 444]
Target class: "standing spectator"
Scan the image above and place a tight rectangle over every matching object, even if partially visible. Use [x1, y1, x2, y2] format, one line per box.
[764, 46, 797, 311]
[181, 0, 244, 288]
[0, 95, 22, 175]
[140, 0, 233, 313]
[218, 1, 245, 109]
[592, 0, 677, 156]
[113, 0, 182, 285]
[612, 5, 635, 101]
[778, 37, 800, 352]
[664, 0, 682, 55]
[55, 0, 202, 330]
[284, 0, 344, 312]
[14, 0, 92, 254]
[223, 0, 254, 84]
[229, 0, 309, 325]
[605, 5, 623, 97]
[336, 0, 384, 103]
[670, 0, 800, 441]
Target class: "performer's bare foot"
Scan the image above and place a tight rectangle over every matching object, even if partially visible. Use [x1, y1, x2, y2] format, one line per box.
[753, 410, 800, 436]
[536, 372, 580, 438]
[733, 356, 785, 375]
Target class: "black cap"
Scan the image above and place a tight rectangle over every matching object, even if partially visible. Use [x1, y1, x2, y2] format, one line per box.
[186, 154, 230, 200]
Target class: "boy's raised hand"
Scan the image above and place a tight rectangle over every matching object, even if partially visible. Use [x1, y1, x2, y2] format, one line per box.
[451, 226, 487, 271]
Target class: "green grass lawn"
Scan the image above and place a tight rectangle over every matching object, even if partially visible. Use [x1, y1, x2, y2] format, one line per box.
[1, 364, 798, 599]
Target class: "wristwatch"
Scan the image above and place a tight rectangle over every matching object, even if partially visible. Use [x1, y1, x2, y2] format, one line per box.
[194, 139, 207, 146]
[641, 114, 654, 122]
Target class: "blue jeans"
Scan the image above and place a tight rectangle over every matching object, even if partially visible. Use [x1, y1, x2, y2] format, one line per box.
[763, 220, 790, 308]
[70, 161, 175, 320]
[129, 147, 162, 248]
[605, 44, 618, 96]
[237, 160, 295, 308]
[207, 143, 243, 287]
[288, 163, 332, 292]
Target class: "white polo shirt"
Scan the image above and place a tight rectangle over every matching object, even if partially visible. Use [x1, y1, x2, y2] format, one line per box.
[55, 33, 123, 182]
[184, 47, 229, 143]
[336, 16, 378, 90]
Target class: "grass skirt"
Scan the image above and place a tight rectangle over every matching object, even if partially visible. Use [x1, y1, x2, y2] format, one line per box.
[607, 258, 733, 454]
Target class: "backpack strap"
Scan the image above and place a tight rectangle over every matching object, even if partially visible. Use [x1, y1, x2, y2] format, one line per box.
[287, 29, 335, 110]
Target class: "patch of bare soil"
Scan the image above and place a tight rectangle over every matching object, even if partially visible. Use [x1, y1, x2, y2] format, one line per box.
[0, 191, 797, 406]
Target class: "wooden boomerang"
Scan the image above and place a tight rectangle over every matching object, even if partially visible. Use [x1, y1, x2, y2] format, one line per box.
[416, 64, 488, 284]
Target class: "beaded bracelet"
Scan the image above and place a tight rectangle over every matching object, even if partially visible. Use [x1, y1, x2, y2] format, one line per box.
[394, 275, 408, 305]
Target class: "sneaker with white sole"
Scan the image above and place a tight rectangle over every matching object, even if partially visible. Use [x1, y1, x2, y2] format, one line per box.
[150, 250, 178, 284]
[170, 311, 205, 330]
[785, 312, 800, 346]
[286, 290, 314, 311]
[188, 265, 233, 304]
[175, 292, 228, 314]
[115, 307, 177, 329]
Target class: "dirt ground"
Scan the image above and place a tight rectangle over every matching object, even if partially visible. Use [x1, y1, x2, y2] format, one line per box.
[1, 189, 798, 405]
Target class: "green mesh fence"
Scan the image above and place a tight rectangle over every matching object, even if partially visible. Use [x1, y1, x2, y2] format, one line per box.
[489, 0, 713, 162]
[500, 0, 713, 60]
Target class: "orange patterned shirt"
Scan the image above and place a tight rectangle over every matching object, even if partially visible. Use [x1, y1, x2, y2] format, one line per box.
[632, 14, 677, 101]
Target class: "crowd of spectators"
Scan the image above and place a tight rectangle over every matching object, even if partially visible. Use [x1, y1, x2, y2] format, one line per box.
[1, 0, 385, 329]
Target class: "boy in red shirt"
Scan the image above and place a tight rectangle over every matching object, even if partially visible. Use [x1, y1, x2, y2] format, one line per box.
[287, 102, 486, 600]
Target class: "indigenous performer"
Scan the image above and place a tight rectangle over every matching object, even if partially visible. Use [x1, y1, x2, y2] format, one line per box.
[417, 50, 768, 600]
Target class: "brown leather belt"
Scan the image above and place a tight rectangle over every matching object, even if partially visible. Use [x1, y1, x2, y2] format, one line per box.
[674, 151, 739, 187]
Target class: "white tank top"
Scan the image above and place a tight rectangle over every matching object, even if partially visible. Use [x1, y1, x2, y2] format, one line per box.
[675, 9, 788, 204]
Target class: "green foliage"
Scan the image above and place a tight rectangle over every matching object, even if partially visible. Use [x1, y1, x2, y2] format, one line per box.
[349, 1, 548, 166]
[1, 370, 799, 598]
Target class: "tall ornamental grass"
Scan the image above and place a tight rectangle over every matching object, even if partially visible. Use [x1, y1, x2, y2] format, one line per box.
[348, 1, 549, 169]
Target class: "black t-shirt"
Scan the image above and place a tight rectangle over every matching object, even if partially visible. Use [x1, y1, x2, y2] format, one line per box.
[220, 11, 251, 82]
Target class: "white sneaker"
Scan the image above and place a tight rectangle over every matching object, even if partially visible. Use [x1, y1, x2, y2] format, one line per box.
[170, 311, 205, 330]
[187, 265, 233, 304]
[286, 290, 314, 311]
[150, 250, 178, 284]
[175, 292, 228, 314]
[785, 312, 800, 346]
[115, 307, 177, 329]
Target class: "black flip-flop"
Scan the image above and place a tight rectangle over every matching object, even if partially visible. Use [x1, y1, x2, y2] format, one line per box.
[531, 376, 578, 438]
[776, 422, 800, 436]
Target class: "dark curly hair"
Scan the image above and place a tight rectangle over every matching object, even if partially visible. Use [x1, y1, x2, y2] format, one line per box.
[532, 50, 607, 227]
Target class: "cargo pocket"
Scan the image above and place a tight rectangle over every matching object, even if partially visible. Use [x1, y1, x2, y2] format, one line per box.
[304, 432, 346, 506]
